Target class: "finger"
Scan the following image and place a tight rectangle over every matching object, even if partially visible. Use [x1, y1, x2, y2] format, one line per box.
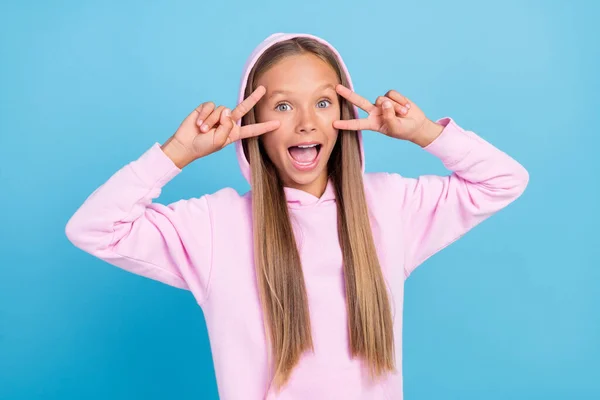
[375, 96, 408, 116]
[333, 118, 373, 131]
[385, 90, 411, 108]
[201, 105, 225, 132]
[237, 120, 281, 140]
[214, 108, 234, 147]
[231, 85, 267, 122]
[381, 100, 402, 132]
[335, 84, 375, 113]
[196, 102, 215, 127]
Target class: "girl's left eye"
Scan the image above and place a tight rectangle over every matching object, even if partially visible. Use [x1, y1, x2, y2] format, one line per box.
[317, 100, 331, 108]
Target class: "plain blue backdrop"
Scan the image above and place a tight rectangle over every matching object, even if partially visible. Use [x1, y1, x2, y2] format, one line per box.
[1, 0, 598, 399]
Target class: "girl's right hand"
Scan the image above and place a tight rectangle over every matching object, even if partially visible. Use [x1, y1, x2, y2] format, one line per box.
[161, 86, 280, 169]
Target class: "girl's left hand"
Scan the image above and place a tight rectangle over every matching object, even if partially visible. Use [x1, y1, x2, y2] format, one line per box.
[333, 84, 443, 147]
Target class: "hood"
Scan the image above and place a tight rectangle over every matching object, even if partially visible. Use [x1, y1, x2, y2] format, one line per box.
[234, 32, 364, 206]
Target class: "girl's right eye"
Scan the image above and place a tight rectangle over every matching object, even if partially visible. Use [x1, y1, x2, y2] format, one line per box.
[275, 103, 291, 112]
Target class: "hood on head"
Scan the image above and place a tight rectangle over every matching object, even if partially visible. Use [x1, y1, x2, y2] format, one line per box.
[234, 32, 365, 185]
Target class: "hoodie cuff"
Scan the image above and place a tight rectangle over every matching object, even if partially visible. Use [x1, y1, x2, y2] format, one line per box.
[129, 142, 182, 188]
[423, 117, 477, 167]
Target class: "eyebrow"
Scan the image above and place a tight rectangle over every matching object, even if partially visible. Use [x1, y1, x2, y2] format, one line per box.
[267, 83, 336, 100]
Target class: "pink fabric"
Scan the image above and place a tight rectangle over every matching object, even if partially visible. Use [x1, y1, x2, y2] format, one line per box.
[66, 33, 529, 399]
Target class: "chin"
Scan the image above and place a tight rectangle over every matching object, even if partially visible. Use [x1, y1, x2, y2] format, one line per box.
[287, 170, 323, 187]
[281, 156, 327, 189]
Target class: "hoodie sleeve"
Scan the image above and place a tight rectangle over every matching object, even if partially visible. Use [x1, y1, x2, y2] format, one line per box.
[387, 117, 529, 279]
[65, 143, 213, 302]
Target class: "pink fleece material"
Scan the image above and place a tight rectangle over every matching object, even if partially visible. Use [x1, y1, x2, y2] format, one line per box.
[66, 33, 529, 399]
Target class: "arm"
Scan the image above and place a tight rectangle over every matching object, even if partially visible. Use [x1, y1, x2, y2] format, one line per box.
[65, 143, 213, 301]
[66, 88, 282, 300]
[389, 117, 529, 278]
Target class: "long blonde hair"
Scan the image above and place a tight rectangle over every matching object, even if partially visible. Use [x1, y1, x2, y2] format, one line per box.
[241, 37, 395, 391]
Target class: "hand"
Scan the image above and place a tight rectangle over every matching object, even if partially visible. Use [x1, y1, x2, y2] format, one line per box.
[333, 85, 443, 147]
[161, 86, 280, 168]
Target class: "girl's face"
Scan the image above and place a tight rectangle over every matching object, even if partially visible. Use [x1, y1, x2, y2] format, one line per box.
[254, 53, 341, 197]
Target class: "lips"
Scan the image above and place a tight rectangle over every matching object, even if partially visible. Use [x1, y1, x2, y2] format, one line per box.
[287, 143, 322, 171]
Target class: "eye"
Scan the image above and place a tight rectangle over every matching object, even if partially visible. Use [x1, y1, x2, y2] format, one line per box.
[275, 102, 291, 112]
[317, 99, 331, 108]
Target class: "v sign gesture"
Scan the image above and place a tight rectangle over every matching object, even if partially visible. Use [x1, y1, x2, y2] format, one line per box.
[333, 85, 444, 148]
[162, 86, 280, 168]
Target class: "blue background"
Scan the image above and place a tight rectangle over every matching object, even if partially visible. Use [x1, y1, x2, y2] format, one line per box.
[1, 0, 598, 399]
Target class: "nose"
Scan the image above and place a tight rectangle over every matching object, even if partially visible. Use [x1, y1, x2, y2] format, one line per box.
[296, 108, 317, 134]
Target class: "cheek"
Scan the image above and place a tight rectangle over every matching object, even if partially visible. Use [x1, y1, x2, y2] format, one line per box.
[320, 104, 340, 122]
[256, 103, 286, 123]
[321, 107, 340, 138]
[260, 131, 286, 163]
[256, 108, 292, 138]
[260, 112, 292, 150]
[325, 131, 339, 150]
[256, 108, 285, 159]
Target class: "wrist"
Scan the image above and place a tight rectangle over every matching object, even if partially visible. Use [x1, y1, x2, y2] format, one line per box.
[410, 119, 444, 148]
[160, 137, 194, 169]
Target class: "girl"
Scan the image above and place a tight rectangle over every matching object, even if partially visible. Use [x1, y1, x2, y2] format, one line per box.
[66, 33, 529, 399]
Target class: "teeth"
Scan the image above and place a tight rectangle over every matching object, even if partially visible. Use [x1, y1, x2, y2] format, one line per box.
[297, 144, 318, 148]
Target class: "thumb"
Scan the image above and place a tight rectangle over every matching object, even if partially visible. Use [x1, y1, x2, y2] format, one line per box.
[381, 100, 401, 134]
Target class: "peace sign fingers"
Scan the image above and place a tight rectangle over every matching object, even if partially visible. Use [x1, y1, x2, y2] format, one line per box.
[333, 84, 381, 131]
[332, 117, 374, 131]
[227, 85, 281, 142]
[335, 84, 377, 114]
[231, 85, 267, 123]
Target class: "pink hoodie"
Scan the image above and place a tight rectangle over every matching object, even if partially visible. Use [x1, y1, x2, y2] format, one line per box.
[65, 33, 529, 399]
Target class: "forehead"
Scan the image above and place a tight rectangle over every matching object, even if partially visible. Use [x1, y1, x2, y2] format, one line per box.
[256, 53, 339, 91]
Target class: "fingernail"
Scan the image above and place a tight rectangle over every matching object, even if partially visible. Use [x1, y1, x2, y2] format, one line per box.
[224, 108, 231, 117]
[197, 120, 203, 126]
[201, 124, 209, 132]
[400, 106, 408, 114]
[406, 103, 411, 109]
[383, 101, 392, 109]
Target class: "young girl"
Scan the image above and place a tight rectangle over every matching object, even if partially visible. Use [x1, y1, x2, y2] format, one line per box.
[66, 32, 529, 399]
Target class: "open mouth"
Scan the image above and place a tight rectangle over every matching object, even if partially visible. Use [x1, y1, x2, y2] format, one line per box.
[288, 143, 322, 170]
